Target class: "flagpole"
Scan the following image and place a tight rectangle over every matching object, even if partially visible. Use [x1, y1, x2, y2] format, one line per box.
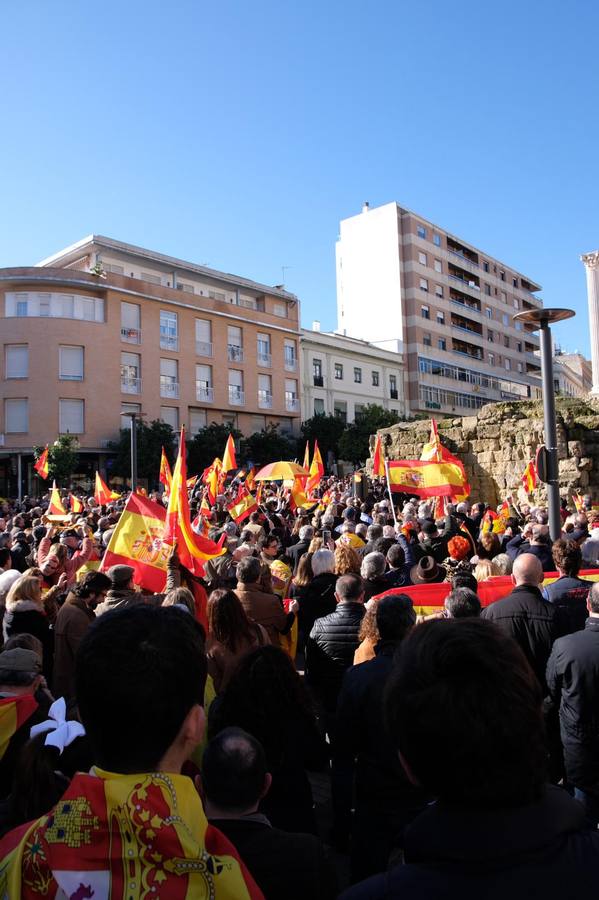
[384, 460, 399, 529]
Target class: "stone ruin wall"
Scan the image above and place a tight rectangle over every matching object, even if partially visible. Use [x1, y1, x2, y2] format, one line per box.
[371, 398, 599, 507]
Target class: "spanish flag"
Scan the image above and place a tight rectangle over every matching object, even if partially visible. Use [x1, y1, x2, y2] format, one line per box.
[573, 492, 584, 513]
[163, 427, 226, 577]
[521, 459, 537, 494]
[159, 446, 172, 491]
[0, 694, 38, 762]
[227, 484, 258, 524]
[387, 459, 470, 499]
[69, 493, 83, 514]
[222, 434, 237, 472]
[100, 492, 170, 592]
[94, 472, 121, 506]
[421, 418, 443, 462]
[372, 433, 385, 477]
[34, 445, 49, 480]
[202, 458, 222, 506]
[306, 439, 324, 493]
[303, 441, 311, 471]
[289, 477, 318, 512]
[245, 466, 256, 492]
[49, 481, 67, 516]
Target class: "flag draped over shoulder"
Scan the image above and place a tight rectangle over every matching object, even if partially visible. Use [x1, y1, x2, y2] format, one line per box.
[100, 492, 170, 592]
[49, 481, 66, 516]
[387, 459, 470, 499]
[372, 434, 385, 477]
[34, 445, 49, 480]
[163, 427, 226, 577]
[522, 459, 537, 493]
[227, 485, 258, 524]
[94, 472, 121, 506]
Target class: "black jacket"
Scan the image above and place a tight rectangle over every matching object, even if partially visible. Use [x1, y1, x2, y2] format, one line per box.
[210, 814, 337, 900]
[306, 602, 365, 711]
[547, 618, 599, 792]
[521, 541, 555, 572]
[341, 785, 599, 900]
[543, 575, 590, 634]
[287, 540, 311, 573]
[418, 535, 449, 564]
[296, 573, 337, 644]
[481, 584, 563, 689]
[363, 576, 391, 602]
[3, 603, 54, 681]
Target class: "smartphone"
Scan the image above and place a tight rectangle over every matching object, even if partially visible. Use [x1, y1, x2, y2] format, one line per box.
[322, 529, 331, 543]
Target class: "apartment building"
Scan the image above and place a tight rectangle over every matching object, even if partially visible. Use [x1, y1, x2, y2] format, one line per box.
[336, 202, 544, 415]
[553, 351, 593, 398]
[0, 235, 300, 496]
[300, 326, 407, 423]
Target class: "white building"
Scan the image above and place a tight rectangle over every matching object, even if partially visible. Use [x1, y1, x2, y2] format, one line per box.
[553, 351, 593, 398]
[300, 326, 407, 423]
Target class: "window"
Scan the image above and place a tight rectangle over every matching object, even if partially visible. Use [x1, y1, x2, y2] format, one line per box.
[121, 402, 141, 427]
[334, 400, 347, 423]
[284, 340, 297, 371]
[435, 285, 443, 298]
[505, 358, 511, 371]
[354, 367, 362, 383]
[313, 358, 322, 378]
[227, 325, 243, 362]
[488, 352, 495, 366]
[196, 364, 213, 402]
[484, 284, 491, 296]
[160, 310, 178, 351]
[500, 271, 505, 281]
[515, 321, 523, 331]
[513, 297, 520, 309]
[483, 261, 489, 273]
[436, 311, 445, 325]
[504, 335, 510, 348]
[419, 278, 429, 292]
[160, 358, 179, 398]
[421, 305, 430, 320]
[517, 341, 522, 353]
[334, 363, 343, 380]
[59, 399, 84, 434]
[513, 277, 518, 288]
[273, 303, 287, 317]
[417, 225, 426, 239]
[418, 251, 427, 265]
[189, 408, 207, 434]
[177, 281, 194, 294]
[207, 288, 227, 302]
[314, 398, 325, 415]
[195, 319, 212, 357]
[257, 333, 271, 367]
[250, 415, 266, 432]
[354, 403, 365, 420]
[438, 338, 447, 351]
[517, 362, 524, 373]
[485, 308, 492, 319]
[372, 370, 380, 386]
[488, 331, 495, 343]
[6, 291, 104, 322]
[389, 374, 398, 399]
[502, 313, 509, 326]
[433, 233, 441, 247]
[434, 259, 442, 273]
[5, 345, 28, 379]
[142, 272, 162, 285]
[121, 352, 141, 394]
[285, 378, 299, 412]
[160, 406, 179, 430]
[121, 302, 141, 343]
[228, 369, 244, 405]
[258, 373, 273, 408]
[5, 398, 28, 433]
[59, 346, 84, 381]
[501, 291, 507, 303]
[222, 413, 237, 427]
[423, 333, 432, 347]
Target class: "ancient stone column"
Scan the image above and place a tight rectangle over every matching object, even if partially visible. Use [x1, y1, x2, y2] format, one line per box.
[581, 251, 599, 395]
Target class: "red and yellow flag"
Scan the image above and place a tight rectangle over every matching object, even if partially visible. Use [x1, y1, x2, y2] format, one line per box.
[289, 477, 317, 512]
[387, 459, 470, 499]
[573, 492, 584, 513]
[49, 481, 67, 516]
[245, 466, 256, 492]
[163, 427, 226, 578]
[0, 694, 38, 762]
[521, 459, 537, 494]
[222, 434, 237, 472]
[94, 472, 121, 506]
[421, 418, 443, 462]
[227, 485, 258, 524]
[202, 458, 222, 506]
[306, 439, 324, 493]
[302, 441, 311, 471]
[34, 445, 49, 480]
[100, 492, 170, 592]
[372, 434, 385, 477]
[69, 493, 83, 514]
[159, 446, 172, 491]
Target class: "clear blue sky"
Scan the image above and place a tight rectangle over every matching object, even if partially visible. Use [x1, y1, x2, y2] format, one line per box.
[1, 0, 597, 354]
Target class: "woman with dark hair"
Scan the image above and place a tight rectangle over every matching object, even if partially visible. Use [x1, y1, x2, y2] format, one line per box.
[209, 645, 328, 833]
[206, 589, 269, 693]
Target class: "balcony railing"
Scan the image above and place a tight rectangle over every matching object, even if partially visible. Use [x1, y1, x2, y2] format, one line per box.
[448, 249, 479, 269]
[257, 352, 272, 368]
[229, 387, 245, 405]
[121, 376, 141, 394]
[196, 341, 213, 358]
[451, 323, 483, 339]
[121, 327, 141, 344]
[227, 344, 244, 362]
[313, 374, 324, 387]
[390, 389, 398, 400]
[196, 384, 214, 402]
[258, 391, 273, 409]
[286, 397, 300, 412]
[239, 298, 257, 309]
[285, 357, 297, 372]
[453, 349, 484, 362]
[450, 298, 481, 317]
[160, 335, 179, 351]
[160, 380, 180, 399]
[449, 274, 480, 292]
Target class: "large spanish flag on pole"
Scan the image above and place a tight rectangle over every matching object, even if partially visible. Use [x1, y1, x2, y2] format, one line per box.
[100, 492, 171, 592]
[387, 459, 470, 499]
[34, 445, 49, 480]
[163, 427, 226, 577]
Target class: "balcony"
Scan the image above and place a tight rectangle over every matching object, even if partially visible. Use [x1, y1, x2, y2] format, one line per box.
[450, 297, 481, 317]
[160, 335, 179, 352]
[313, 374, 324, 387]
[227, 344, 244, 363]
[196, 384, 214, 403]
[257, 352, 272, 368]
[285, 357, 297, 372]
[121, 327, 141, 344]
[229, 387, 245, 406]
[160, 380, 180, 399]
[448, 249, 479, 269]
[196, 341, 213, 358]
[286, 397, 300, 412]
[258, 391, 273, 409]
[449, 274, 481, 293]
[121, 376, 141, 394]
[239, 298, 257, 310]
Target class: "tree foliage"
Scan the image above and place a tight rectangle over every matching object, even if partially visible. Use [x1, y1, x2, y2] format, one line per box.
[109, 419, 176, 483]
[187, 423, 242, 476]
[337, 404, 402, 464]
[241, 424, 297, 467]
[34, 435, 80, 486]
[299, 414, 346, 463]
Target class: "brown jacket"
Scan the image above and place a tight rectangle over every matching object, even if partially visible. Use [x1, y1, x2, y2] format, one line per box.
[206, 623, 270, 693]
[53, 596, 95, 700]
[235, 583, 290, 647]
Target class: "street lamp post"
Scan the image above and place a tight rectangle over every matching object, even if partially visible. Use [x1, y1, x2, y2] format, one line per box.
[120, 412, 138, 493]
[513, 307, 575, 541]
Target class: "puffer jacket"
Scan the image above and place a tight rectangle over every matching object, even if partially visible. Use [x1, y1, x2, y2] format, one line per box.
[306, 602, 365, 711]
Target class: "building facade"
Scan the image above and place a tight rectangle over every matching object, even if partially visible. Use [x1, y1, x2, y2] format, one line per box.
[0, 235, 301, 496]
[553, 351, 593, 398]
[336, 202, 544, 415]
[300, 327, 407, 423]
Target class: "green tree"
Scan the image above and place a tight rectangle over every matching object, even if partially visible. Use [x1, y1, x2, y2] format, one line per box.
[34, 435, 79, 486]
[187, 423, 242, 475]
[299, 414, 346, 463]
[109, 419, 176, 484]
[337, 404, 402, 464]
[241, 424, 297, 467]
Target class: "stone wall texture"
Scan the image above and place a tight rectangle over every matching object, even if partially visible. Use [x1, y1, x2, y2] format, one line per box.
[371, 398, 599, 506]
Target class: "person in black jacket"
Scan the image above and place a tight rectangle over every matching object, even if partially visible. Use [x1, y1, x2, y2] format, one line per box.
[547, 581, 599, 827]
[543, 538, 590, 633]
[341, 617, 599, 900]
[295, 549, 337, 654]
[306, 574, 366, 721]
[481, 553, 563, 690]
[203, 727, 337, 900]
[287, 526, 314, 574]
[333, 594, 428, 880]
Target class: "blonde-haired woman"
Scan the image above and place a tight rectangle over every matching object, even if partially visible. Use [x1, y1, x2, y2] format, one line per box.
[474, 558, 500, 583]
[4, 573, 56, 678]
[334, 542, 361, 576]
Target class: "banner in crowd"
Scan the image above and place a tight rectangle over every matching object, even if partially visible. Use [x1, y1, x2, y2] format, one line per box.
[100, 492, 170, 592]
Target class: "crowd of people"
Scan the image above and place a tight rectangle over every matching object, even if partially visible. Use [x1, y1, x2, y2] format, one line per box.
[0, 474, 599, 896]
